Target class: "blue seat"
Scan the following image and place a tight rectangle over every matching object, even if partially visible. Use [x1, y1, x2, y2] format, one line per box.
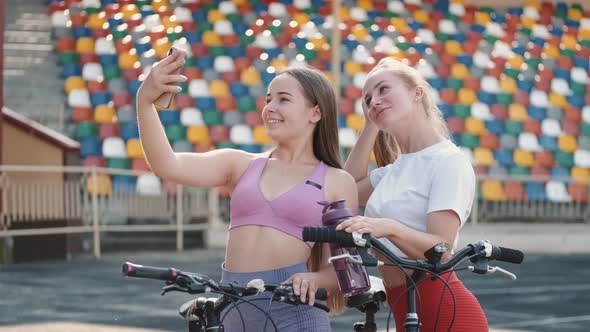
[195, 56, 213, 70]
[90, 92, 112, 107]
[311, 0, 324, 7]
[261, 70, 276, 86]
[551, 166, 570, 178]
[62, 64, 82, 78]
[565, 19, 580, 29]
[477, 91, 496, 105]
[539, 136, 558, 151]
[108, 16, 124, 28]
[342, 37, 360, 51]
[428, 78, 446, 90]
[227, 45, 245, 58]
[127, 80, 142, 97]
[369, 28, 385, 40]
[185, 31, 202, 45]
[120, 122, 140, 141]
[112, 175, 136, 193]
[159, 110, 181, 125]
[232, 22, 248, 36]
[574, 57, 589, 71]
[507, 7, 523, 16]
[195, 97, 216, 110]
[239, 144, 262, 154]
[292, 37, 308, 50]
[451, 33, 467, 44]
[192, 11, 207, 22]
[456, 54, 473, 67]
[99, 54, 119, 66]
[408, 20, 423, 32]
[553, 68, 570, 81]
[525, 182, 546, 201]
[366, 10, 381, 21]
[450, 133, 460, 145]
[567, 95, 585, 109]
[230, 82, 249, 98]
[412, 42, 428, 54]
[494, 149, 515, 167]
[492, 15, 506, 24]
[80, 137, 102, 157]
[549, 26, 563, 37]
[485, 119, 504, 135]
[471, 24, 485, 34]
[434, 0, 450, 14]
[530, 37, 545, 47]
[265, 47, 281, 60]
[512, 46, 526, 56]
[439, 103, 452, 119]
[517, 79, 534, 93]
[134, 41, 152, 55]
[338, 114, 346, 128]
[528, 106, 546, 121]
[310, 14, 325, 26]
[73, 27, 91, 39]
[252, 3, 266, 12]
[139, 8, 155, 17]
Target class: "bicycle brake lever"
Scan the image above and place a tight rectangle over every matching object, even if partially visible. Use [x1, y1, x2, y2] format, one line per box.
[488, 266, 518, 280]
[161, 283, 188, 296]
[329, 253, 363, 265]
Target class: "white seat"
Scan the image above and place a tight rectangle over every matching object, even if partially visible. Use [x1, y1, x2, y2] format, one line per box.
[95, 37, 116, 55]
[518, 133, 542, 152]
[571, 67, 589, 85]
[387, 1, 406, 14]
[460, 147, 475, 165]
[352, 46, 371, 64]
[492, 41, 512, 59]
[171, 40, 193, 57]
[523, 7, 540, 20]
[214, 20, 233, 36]
[574, 150, 590, 168]
[350, 8, 368, 22]
[582, 106, 590, 123]
[68, 89, 91, 108]
[416, 29, 435, 45]
[188, 80, 210, 97]
[218, 1, 238, 14]
[485, 22, 506, 38]
[546, 180, 571, 203]
[102, 137, 127, 158]
[173, 140, 193, 153]
[353, 73, 367, 89]
[581, 17, 590, 30]
[449, 3, 465, 16]
[143, 15, 162, 31]
[473, 51, 491, 68]
[339, 128, 357, 148]
[293, 0, 311, 9]
[530, 90, 549, 108]
[51, 11, 69, 27]
[173, 7, 193, 22]
[471, 103, 493, 120]
[82, 63, 104, 81]
[481, 76, 500, 94]
[230, 124, 254, 144]
[136, 173, 162, 196]
[180, 108, 204, 126]
[213, 55, 235, 73]
[254, 32, 277, 49]
[532, 24, 550, 39]
[439, 19, 457, 35]
[82, 0, 101, 7]
[405, 0, 422, 4]
[268, 3, 287, 17]
[551, 78, 572, 96]
[376, 36, 395, 52]
[300, 22, 319, 39]
[416, 61, 435, 79]
[541, 118, 563, 137]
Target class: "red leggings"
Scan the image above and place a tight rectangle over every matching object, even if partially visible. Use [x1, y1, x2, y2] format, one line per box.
[385, 273, 488, 331]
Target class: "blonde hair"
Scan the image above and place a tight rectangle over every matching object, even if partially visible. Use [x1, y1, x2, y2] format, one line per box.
[366, 58, 449, 167]
[307, 244, 347, 314]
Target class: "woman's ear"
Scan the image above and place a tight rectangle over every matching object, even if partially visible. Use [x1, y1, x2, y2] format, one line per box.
[310, 105, 321, 124]
[414, 86, 424, 102]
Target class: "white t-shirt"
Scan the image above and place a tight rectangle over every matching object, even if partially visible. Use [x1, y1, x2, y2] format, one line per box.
[364, 139, 475, 258]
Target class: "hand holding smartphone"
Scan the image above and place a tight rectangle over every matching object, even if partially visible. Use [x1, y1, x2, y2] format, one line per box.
[154, 47, 187, 108]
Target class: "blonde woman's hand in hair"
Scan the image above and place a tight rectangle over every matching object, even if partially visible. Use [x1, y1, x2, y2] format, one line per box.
[137, 48, 188, 105]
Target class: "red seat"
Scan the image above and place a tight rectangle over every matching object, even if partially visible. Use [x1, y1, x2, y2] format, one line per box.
[87, 80, 107, 93]
[523, 119, 542, 135]
[504, 181, 526, 201]
[531, 166, 550, 183]
[568, 183, 588, 202]
[446, 117, 465, 134]
[56, 37, 75, 53]
[463, 77, 480, 91]
[221, 71, 240, 84]
[216, 96, 237, 112]
[84, 156, 106, 168]
[209, 125, 230, 144]
[338, 99, 355, 116]
[534, 152, 555, 168]
[99, 123, 121, 139]
[123, 67, 142, 81]
[191, 44, 209, 57]
[234, 58, 252, 72]
[181, 22, 197, 32]
[113, 92, 132, 108]
[176, 94, 195, 109]
[439, 89, 457, 104]
[562, 120, 580, 136]
[221, 34, 240, 46]
[80, 53, 99, 65]
[513, 90, 530, 106]
[72, 107, 94, 122]
[244, 111, 263, 127]
[345, 86, 362, 100]
[194, 142, 215, 153]
[132, 158, 152, 172]
[115, 39, 134, 54]
[473, 165, 488, 176]
[479, 133, 499, 150]
[184, 67, 202, 81]
[564, 106, 581, 123]
[490, 105, 508, 120]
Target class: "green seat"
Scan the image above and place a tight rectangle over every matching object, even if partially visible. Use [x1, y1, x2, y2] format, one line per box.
[177, 81, 188, 95]
[580, 39, 590, 49]
[165, 125, 187, 142]
[571, 82, 586, 95]
[203, 3, 216, 11]
[483, 34, 497, 45]
[203, 112, 223, 126]
[301, 48, 317, 61]
[209, 46, 225, 57]
[226, 13, 242, 24]
[217, 142, 238, 149]
[136, 0, 150, 6]
[509, 166, 529, 177]
[268, 23, 283, 36]
[555, 150, 573, 167]
[108, 158, 131, 170]
[503, 68, 520, 80]
[504, 120, 523, 135]
[167, 31, 183, 43]
[111, 27, 128, 41]
[496, 93, 513, 105]
[198, 22, 213, 32]
[581, 123, 590, 136]
[76, 122, 98, 139]
[86, 6, 102, 15]
[302, 7, 317, 15]
[396, 41, 411, 51]
[240, 34, 255, 46]
[237, 97, 256, 113]
[447, 78, 463, 91]
[460, 133, 479, 149]
[103, 64, 122, 80]
[518, 27, 532, 36]
[525, 58, 541, 70]
[58, 52, 80, 66]
[452, 104, 471, 118]
[435, 33, 450, 42]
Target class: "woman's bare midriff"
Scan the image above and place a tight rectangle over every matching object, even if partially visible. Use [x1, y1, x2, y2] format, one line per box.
[374, 251, 415, 289]
[224, 225, 312, 272]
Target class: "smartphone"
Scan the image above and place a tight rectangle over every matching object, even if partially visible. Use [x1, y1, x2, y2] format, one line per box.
[154, 47, 186, 108]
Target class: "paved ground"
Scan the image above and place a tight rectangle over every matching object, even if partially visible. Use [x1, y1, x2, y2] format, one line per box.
[1, 245, 589, 332]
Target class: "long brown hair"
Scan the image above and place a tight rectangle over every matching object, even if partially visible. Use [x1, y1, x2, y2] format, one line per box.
[281, 66, 347, 314]
[367, 58, 450, 167]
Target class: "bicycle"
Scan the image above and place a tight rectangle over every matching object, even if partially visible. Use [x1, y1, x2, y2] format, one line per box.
[302, 227, 525, 332]
[121, 262, 330, 332]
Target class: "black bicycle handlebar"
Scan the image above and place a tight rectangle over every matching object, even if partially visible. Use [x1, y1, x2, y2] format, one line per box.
[488, 245, 524, 264]
[122, 262, 179, 281]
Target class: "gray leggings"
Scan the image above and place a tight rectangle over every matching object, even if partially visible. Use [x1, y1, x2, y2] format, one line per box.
[219, 262, 331, 332]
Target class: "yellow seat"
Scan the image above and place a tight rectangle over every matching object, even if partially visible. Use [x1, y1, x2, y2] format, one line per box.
[231, 0, 247, 5]
[358, 0, 373, 10]
[514, 149, 536, 167]
[475, 12, 491, 25]
[240, 67, 261, 86]
[95, 105, 116, 123]
[339, 7, 350, 21]
[126, 139, 144, 159]
[65, 77, 86, 94]
[473, 147, 495, 167]
[344, 61, 363, 76]
[413, 10, 429, 24]
[351, 25, 369, 41]
[76, 37, 95, 54]
[465, 118, 486, 135]
[253, 125, 272, 145]
[209, 80, 230, 98]
[270, 59, 289, 72]
[500, 76, 517, 94]
[525, 0, 541, 9]
[509, 104, 528, 121]
[579, 29, 590, 40]
[162, 16, 179, 31]
[561, 34, 578, 50]
[121, 4, 139, 20]
[520, 16, 535, 29]
[568, 8, 583, 21]
[346, 113, 365, 132]
[507, 55, 524, 70]
[87, 173, 112, 195]
[118, 52, 139, 69]
[88, 12, 107, 30]
[458, 88, 477, 105]
[481, 180, 506, 201]
[152, 0, 170, 10]
[445, 41, 463, 56]
[153, 37, 171, 58]
[571, 167, 590, 185]
[390, 18, 408, 32]
[187, 126, 210, 144]
[309, 35, 327, 50]
[207, 9, 225, 22]
[292, 12, 310, 26]
[451, 64, 469, 80]
[543, 44, 559, 59]
[558, 135, 577, 153]
[549, 92, 567, 108]
[202, 31, 222, 46]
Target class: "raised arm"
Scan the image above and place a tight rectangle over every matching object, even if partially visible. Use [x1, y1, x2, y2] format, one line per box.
[343, 121, 379, 205]
[136, 49, 250, 188]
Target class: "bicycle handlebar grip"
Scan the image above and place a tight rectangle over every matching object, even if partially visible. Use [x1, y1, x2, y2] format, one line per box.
[122, 262, 178, 281]
[302, 227, 357, 247]
[491, 246, 524, 264]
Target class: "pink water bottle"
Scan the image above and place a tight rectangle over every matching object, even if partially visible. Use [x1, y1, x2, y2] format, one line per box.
[320, 200, 371, 297]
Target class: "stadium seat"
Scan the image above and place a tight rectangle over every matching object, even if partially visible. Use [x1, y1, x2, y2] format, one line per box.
[546, 180, 571, 202]
[102, 137, 127, 158]
[187, 125, 210, 144]
[68, 89, 91, 108]
[574, 150, 590, 168]
[481, 180, 506, 201]
[230, 124, 254, 144]
[136, 173, 161, 196]
[86, 173, 111, 195]
[126, 139, 144, 159]
[518, 133, 542, 151]
[541, 119, 563, 136]
[473, 147, 495, 166]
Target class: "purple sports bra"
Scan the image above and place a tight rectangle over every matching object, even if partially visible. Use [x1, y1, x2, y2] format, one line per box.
[229, 157, 327, 246]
